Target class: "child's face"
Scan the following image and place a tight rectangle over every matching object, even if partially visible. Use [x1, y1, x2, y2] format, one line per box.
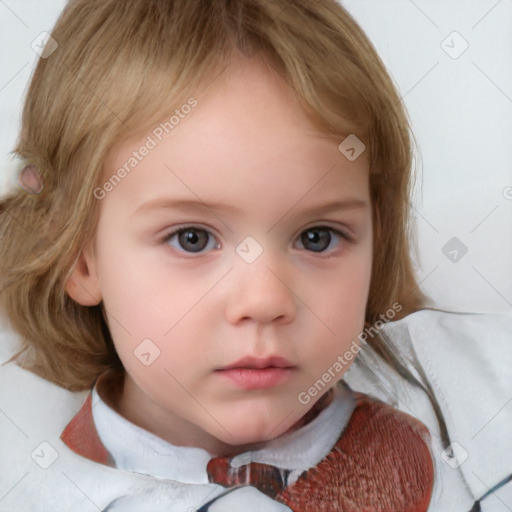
[72, 56, 372, 455]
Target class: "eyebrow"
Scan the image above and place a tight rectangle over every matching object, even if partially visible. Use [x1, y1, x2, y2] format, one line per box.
[132, 197, 369, 218]
[132, 198, 243, 218]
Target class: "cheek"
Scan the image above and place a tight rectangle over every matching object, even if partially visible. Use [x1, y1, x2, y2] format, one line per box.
[303, 250, 372, 362]
[95, 259, 212, 369]
[321, 248, 372, 320]
[93, 243, 178, 327]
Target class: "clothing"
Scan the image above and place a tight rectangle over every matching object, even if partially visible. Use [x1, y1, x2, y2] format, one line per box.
[87, 371, 353, 487]
[61, 377, 433, 511]
[344, 309, 512, 511]
[0, 309, 511, 511]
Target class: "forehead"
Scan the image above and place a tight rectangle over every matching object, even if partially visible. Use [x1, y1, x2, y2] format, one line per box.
[101, 56, 370, 218]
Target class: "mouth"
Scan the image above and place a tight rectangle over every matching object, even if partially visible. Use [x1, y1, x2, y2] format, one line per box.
[217, 356, 295, 371]
[215, 356, 296, 390]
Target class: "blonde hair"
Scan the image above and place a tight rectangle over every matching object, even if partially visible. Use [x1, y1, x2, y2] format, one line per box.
[0, 0, 429, 390]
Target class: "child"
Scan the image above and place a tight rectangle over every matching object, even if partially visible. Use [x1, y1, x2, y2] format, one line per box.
[0, 1, 510, 510]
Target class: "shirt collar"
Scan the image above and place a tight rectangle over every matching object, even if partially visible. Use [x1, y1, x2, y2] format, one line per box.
[62, 371, 355, 484]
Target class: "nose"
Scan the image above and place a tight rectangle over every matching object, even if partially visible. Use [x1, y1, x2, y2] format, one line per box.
[223, 255, 297, 326]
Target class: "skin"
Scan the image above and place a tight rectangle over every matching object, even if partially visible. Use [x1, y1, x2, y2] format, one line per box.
[67, 55, 373, 457]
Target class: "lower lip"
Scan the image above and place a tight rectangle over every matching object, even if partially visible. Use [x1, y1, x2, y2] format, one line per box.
[215, 368, 294, 390]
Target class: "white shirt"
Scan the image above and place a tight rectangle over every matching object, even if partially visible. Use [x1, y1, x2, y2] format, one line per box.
[344, 309, 512, 512]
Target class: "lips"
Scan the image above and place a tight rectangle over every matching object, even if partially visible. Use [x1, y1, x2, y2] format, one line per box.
[217, 356, 294, 371]
[215, 356, 296, 390]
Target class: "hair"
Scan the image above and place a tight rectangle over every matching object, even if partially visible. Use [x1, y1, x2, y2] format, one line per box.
[0, 0, 432, 391]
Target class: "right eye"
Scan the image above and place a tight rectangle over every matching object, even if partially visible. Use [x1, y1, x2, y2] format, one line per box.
[163, 227, 220, 254]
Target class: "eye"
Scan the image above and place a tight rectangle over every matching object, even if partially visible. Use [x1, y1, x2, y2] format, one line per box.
[295, 227, 346, 253]
[164, 227, 219, 254]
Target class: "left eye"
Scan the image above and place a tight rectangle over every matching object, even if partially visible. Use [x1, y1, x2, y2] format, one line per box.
[295, 227, 344, 253]
[164, 227, 219, 253]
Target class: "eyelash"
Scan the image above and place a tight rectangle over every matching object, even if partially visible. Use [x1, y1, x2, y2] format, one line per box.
[161, 225, 354, 257]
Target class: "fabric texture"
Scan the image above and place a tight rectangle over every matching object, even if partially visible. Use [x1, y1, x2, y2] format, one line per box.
[206, 393, 434, 511]
[61, 381, 434, 511]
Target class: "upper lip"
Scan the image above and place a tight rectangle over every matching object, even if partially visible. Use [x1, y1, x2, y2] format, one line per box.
[217, 356, 295, 371]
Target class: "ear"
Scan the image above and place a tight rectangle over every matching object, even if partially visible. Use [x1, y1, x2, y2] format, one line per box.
[65, 245, 102, 306]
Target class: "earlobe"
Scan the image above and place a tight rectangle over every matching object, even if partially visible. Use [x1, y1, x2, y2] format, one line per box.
[65, 248, 102, 306]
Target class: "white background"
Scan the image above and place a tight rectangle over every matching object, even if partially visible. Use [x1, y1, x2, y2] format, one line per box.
[0, 0, 511, 313]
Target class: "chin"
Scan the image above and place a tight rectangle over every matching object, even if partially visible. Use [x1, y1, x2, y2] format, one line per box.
[212, 434, 276, 457]
[210, 415, 293, 450]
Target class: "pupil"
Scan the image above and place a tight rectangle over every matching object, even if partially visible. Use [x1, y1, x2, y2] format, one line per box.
[186, 232, 198, 244]
[303, 229, 330, 252]
[179, 229, 207, 252]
